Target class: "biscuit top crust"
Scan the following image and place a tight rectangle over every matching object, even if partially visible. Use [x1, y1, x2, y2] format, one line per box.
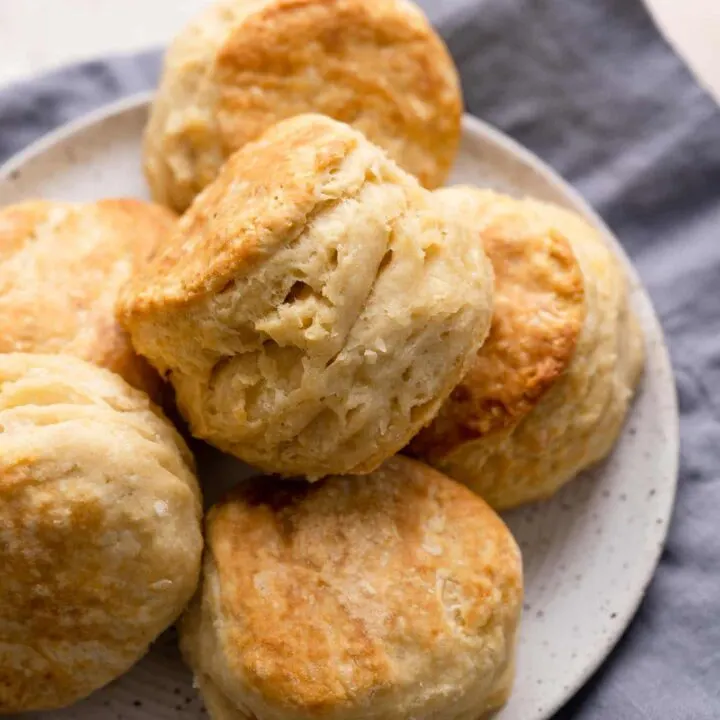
[193, 456, 522, 714]
[0, 353, 202, 712]
[0, 198, 175, 397]
[143, 0, 462, 210]
[213, 0, 462, 187]
[411, 189, 586, 459]
[128, 114, 402, 313]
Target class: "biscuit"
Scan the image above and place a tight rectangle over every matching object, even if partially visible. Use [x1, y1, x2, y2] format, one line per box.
[0, 198, 175, 400]
[180, 456, 523, 720]
[120, 115, 494, 477]
[410, 189, 644, 509]
[0, 354, 203, 712]
[144, 0, 463, 211]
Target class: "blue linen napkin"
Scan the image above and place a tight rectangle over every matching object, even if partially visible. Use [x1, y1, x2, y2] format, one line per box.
[1, 0, 719, 717]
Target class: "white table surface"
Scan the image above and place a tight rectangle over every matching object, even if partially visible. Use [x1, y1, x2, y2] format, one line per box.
[0, 0, 718, 104]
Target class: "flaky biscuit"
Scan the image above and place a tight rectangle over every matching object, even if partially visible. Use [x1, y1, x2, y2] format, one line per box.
[120, 115, 494, 477]
[180, 456, 523, 720]
[0, 198, 175, 400]
[144, 0, 462, 211]
[410, 189, 644, 510]
[0, 354, 203, 712]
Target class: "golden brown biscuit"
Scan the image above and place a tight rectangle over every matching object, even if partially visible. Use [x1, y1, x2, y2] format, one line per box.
[0, 198, 175, 400]
[120, 115, 494, 477]
[144, 0, 463, 212]
[0, 353, 203, 712]
[180, 456, 523, 720]
[410, 189, 644, 510]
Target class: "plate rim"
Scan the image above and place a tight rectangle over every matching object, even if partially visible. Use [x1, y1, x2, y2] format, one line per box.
[0, 94, 679, 720]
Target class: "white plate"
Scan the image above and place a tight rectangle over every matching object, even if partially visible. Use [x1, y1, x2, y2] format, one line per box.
[0, 95, 678, 720]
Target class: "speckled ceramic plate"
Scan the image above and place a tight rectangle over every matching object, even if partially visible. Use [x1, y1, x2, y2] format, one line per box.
[0, 94, 678, 720]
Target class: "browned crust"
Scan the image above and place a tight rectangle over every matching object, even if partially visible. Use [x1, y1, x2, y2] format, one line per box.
[0, 353, 202, 712]
[200, 456, 521, 711]
[410, 190, 586, 460]
[214, 0, 462, 189]
[0, 198, 175, 400]
[123, 114, 369, 316]
[0, 200, 56, 261]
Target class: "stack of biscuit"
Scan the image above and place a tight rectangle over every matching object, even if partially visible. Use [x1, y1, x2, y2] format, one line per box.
[0, 0, 644, 718]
